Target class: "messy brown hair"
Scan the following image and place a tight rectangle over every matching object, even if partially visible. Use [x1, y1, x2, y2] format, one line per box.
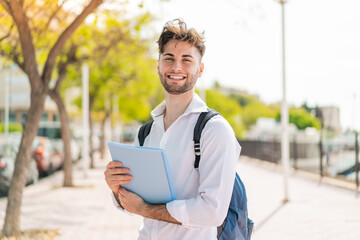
[157, 19, 206, 58]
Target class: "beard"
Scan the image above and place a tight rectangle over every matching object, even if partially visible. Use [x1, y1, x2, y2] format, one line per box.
[159, 72, 198, 95]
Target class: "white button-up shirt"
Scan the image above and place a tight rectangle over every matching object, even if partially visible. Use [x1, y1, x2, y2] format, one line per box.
[113, 94, 241, 240]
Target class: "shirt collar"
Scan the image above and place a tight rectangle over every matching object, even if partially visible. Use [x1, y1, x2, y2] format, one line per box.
[151, 93, 208, 120]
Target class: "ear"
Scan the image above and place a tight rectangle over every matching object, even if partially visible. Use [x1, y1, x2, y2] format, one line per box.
[198, 63, 204, 77]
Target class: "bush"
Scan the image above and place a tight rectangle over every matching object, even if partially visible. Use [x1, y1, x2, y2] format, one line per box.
[0, 122, 23, 133]
[276, 108, 321, 130]
[206, 89, 246, 139]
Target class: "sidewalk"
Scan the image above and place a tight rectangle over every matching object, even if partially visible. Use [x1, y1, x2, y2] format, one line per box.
[239, 158, 360, 240]
[1, 155, 359, 240]
[0, 156, 142, 240]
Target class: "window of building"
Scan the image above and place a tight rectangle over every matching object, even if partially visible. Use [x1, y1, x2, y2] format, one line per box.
[9, 112, 16, 122]
[22, 112, 27, 124]
[42, 113, 48, 122]
[53, 114, 59, 122]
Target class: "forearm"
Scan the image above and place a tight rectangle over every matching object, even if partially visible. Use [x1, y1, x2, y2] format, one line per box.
[141, 203, 181, 225]
[118, 187, 181, 224]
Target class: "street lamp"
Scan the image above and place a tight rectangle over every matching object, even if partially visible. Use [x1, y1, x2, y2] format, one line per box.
[275, 0, 290, 203]
[82, 62, 90, 175]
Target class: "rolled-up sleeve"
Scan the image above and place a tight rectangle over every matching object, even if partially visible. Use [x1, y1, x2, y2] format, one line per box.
[166, 117, 240, 228]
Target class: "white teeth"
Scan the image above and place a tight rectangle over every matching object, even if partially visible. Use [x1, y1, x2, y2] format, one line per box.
[168, 75, 185, 80]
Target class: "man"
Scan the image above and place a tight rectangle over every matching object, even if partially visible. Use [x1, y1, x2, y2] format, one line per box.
[104, 19, 241, 240]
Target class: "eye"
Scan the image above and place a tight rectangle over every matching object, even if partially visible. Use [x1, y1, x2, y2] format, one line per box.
[183, 58, 192, 62]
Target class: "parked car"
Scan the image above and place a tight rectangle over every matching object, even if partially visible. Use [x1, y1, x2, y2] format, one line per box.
[0, 139, 39, 197]
[32, 137, 63, 177]
[37, 122, 82, 161]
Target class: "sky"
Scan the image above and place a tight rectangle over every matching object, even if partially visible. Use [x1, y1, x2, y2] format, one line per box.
[136, 0, 360, 131]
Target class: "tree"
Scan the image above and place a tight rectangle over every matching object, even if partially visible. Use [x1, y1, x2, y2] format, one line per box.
[49, 10, 152, 177]
[242, 101, 278, 129]
[48, 44, 79, 187]
[301, 101, 312, 113]
[276, 107, 321, 130]
[63, 12, 162, 164]
[205, 89, 245, 138]
[229, 93, 277, 129]
[0, 0, 103, 237]
[230, 92, 260, 107]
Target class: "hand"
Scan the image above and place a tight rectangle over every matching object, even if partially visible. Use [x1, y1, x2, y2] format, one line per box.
[118, 187, 180, 224]
[118, 187, 147, 215]
[104, 161, 133, 193]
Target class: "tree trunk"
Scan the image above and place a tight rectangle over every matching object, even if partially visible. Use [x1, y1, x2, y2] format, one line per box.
[100, 114, 106, 159]
[2, 91, 47, 237]
[89, 96, 95, 168]
[49, 90, 73, 187]
[1, 0, 104, 236]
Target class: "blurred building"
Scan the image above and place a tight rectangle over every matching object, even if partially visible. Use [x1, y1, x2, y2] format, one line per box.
[316, 106, 341, 135]
[0, 64, 58, 124]
[246, 117, 301, 141]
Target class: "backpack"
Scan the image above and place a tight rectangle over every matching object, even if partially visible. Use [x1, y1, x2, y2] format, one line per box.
[138, 109, 254, 240]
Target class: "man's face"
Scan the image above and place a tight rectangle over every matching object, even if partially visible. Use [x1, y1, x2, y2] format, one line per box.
[158, 39, 204, 95]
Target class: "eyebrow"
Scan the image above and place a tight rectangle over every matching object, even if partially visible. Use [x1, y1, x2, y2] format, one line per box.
[182, 54, 194, 59]
[163, 53, 194, 58]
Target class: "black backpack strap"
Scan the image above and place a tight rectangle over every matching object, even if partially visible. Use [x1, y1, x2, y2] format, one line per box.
[193, 108, 220, 168]
[138, 120, 154, 146]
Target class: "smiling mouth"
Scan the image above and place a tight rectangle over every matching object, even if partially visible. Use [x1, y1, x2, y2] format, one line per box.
[167, 74, 186, 81]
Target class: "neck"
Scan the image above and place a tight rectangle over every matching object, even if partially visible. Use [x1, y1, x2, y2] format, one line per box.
[163, 90, 194, 131]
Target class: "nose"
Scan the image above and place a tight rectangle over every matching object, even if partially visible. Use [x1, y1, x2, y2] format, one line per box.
[171, 60, 183, 72]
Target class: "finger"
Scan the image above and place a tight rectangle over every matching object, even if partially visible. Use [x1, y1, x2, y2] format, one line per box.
[104, 167, 131, 176]
[106, 161, 123, 169]
[113, 167, 131, 175]
[105, 174, 133, 181]
[107, 179, 132, 185]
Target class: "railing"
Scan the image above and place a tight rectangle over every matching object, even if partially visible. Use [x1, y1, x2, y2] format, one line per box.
[238, 131, 360, 190]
